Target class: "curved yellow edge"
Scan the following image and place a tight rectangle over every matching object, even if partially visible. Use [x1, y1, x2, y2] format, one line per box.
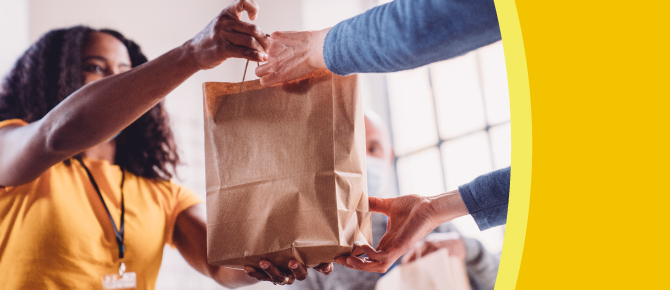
[492, 0, 531, 289]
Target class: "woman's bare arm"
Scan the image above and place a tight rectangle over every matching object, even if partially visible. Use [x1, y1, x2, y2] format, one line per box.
[173, 204, 259, 288]
[174, 204, 323, 287]
[0, 0, 268, 186]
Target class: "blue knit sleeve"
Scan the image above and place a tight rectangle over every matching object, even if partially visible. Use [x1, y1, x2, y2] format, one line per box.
[458, 167, 510, 230]
[323, 0, 501, 75]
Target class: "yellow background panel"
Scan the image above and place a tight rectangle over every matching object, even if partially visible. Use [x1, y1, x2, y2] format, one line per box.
[496, 0, 670, 289]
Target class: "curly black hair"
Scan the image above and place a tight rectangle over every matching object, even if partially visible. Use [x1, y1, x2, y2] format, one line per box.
[0, 25, 179, 180]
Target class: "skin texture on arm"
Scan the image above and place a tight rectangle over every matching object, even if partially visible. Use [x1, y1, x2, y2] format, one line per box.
[173, 204, 258, 288]
[335, 190, 469, 273]
[0, 0, 268, 187]
[174, 204, 332, 287]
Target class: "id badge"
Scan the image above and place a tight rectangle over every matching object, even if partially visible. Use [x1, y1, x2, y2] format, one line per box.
[102, 262, 136, 290]
[102, 272, 137, 290]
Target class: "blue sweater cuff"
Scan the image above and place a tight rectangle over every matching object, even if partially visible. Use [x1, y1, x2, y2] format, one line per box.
[323, 26, 344, 75]
[458, 167, 510, 230]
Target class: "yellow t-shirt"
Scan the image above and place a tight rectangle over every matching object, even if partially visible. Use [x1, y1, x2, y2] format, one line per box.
[0, 119, 203, 290]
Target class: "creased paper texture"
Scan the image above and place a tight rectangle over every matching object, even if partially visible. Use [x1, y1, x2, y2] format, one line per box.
[203, 69, 371, 270]
[376, 249, 471, 290]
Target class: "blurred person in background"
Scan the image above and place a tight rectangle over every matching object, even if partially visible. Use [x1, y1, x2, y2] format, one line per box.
[0, 0, 327, 288]
[291, 111, 499, 290]
[256, 0, 510, 273]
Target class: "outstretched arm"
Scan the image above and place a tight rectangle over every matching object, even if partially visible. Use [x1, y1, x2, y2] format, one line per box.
[256, 0, 501, 86]
[174, 204, 331, 287]
[0, 0, 269, 187]
[173, 204, 258, 288]
[335, 167, 510, 273]
[335, 191, 469, 273]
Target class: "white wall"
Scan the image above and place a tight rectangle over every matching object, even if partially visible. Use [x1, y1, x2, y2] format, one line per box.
[0, 0, 29, 78]
[302, 0, 372, 30]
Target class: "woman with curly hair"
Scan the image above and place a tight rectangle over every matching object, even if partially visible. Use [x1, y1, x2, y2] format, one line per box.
[0, 1, 324, 289]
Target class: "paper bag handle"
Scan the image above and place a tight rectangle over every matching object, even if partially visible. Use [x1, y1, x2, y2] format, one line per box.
[239, 60, 261, 93]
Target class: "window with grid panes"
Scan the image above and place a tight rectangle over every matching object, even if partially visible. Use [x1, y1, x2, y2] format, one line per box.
[387, 41, 510, 253]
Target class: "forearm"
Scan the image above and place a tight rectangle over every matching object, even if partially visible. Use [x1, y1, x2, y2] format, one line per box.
[41, 44, 199, 156]
[308, 28, 329, 70]
[427, 167, 510, 231]
[184, 243, 258, 289]
[209, 266, 258, 289]
[174, 204, 259, 288]
[324, 0, 501, 75]
[425, 189, 470, 227]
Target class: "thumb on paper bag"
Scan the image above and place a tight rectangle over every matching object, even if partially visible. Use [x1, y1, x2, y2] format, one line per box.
[369, 196, 391, 215]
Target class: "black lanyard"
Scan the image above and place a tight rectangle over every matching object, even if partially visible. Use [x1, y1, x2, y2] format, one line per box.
[75, 156, 125, 260]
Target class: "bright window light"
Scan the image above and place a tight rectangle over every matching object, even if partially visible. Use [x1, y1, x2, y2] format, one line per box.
[442, 131, 493, 191]
[387, 67, 439, 156]
[479, 42, 511, 125]
[388, 41, 511, 254]
[431, 52, 487, 139]
[490, 122, 512, 170]
[396, 147, 445, 197]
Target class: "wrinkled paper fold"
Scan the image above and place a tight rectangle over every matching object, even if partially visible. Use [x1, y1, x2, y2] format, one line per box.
[376, 249, 471, 290]
[203, 70, 371, 270]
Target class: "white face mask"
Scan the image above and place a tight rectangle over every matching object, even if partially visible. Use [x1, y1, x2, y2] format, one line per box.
[366, 156, 390, 197]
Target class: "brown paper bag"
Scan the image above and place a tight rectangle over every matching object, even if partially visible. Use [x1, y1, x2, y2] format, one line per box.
[375, 249, 471, 290]
[203, 69, 371, 270]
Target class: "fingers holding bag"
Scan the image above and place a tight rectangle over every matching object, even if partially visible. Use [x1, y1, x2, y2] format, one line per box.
[244, 260, 294, 285]
[186, 0, 269, 70]
[255, 29, 329, 87]
[243, 259, 325, 285]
